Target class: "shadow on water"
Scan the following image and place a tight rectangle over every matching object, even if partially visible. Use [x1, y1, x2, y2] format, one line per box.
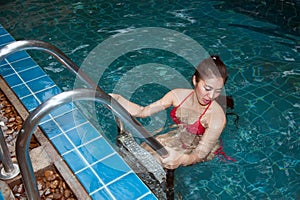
[214, 0, 300, 37]
[228, 23, 300, 52]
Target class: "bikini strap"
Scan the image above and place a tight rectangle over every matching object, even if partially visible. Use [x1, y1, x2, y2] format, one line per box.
[199, 101, 212, 120]
[176, 91, 194, 108]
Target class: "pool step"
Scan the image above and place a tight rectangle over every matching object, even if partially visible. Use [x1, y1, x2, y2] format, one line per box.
[117, 132, 167, 200]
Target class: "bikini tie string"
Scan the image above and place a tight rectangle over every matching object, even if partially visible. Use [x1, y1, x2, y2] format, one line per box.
[214, 139, 236, 162]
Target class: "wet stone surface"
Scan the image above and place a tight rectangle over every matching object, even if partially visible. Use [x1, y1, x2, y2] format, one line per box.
[0, 89, 77, 199]
[12, 169, 76, 200]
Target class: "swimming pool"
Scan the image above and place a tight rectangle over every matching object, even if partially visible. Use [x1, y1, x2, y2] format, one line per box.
[1, 0, 299, 199]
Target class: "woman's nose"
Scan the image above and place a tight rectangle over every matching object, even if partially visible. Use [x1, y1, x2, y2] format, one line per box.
[208, 91, 214, 100]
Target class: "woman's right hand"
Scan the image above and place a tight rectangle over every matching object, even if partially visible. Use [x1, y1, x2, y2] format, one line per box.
[160, 146, 184, 169]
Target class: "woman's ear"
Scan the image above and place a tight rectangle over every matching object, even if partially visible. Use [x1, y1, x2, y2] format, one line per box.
[192, 75, 197, 87]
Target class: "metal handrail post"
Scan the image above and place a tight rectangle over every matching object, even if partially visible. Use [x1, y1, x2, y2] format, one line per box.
[16, 89, 168, 199]
[165, 169, 175, 200]
[0, 40, 167, 156]
[0, 40, 98, 89]
[0, 127, 19, 180]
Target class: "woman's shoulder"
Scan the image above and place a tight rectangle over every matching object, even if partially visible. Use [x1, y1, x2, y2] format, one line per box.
[211, 100, 225, 111]
[207, 101, 226, 128]
[169, 88, 193, 105]
[170, 88, 193, 96]
[210, 101, 226, 117]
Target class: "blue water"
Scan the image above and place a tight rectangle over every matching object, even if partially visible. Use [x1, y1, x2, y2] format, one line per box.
[1, 0, 300, 199]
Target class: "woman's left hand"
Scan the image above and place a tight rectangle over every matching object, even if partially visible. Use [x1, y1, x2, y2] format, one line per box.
[160, 147, 185, 169]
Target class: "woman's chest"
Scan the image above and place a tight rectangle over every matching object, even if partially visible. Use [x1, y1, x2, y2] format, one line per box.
[176, 107, 209, 127]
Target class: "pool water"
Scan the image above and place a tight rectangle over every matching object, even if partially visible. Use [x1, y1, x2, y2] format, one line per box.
[1, 0, 300, 199]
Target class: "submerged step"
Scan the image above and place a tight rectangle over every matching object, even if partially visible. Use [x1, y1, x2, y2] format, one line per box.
[117, 132, 167, 199]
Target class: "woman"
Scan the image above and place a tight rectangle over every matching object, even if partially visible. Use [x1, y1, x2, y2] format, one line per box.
[110, 55, 233, 169]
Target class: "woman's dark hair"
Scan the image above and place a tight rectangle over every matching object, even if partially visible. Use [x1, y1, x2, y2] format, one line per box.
[193, 55, 228, 84]
[194, 55, 239, 127]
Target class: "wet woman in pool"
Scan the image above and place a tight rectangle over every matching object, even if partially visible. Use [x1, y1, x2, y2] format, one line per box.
[110, 55, 233, 169]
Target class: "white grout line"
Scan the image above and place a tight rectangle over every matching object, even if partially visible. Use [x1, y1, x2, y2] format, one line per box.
[5, 58, 42, 104]
[137, 191, 156, 200]
[0, 33, 10, 38]
[74, 152, 117, 175]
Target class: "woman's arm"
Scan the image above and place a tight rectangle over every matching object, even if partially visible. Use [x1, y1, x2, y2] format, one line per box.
[110, 90, 178, 118]
[160, 103, 226, 168]
[109, 93, 145, 116]
[160, 123, 225, 169]
[182, 108, 226, 165]
[184, 127, 224, 165]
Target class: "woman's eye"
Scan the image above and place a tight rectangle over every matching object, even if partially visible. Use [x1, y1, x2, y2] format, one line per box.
[204, 87, 211, 91]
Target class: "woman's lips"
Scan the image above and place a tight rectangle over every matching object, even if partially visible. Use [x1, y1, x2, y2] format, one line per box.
[203, 99, 211, 104]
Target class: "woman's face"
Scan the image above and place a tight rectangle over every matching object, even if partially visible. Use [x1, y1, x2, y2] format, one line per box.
[193, 76, 224, 105]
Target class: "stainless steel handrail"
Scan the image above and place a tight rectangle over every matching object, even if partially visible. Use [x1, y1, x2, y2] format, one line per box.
[16, 89, 167, 199]
[0, 40, 167, 156]
[0, 127, 20, 180]
[0, 40, 97, 89]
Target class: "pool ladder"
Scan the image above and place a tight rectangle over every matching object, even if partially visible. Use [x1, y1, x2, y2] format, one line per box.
[0, 40, 171, 199]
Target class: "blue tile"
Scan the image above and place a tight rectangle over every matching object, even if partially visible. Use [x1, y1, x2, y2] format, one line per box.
[66, 123, 101, 146]
[19, 67, 45, 82]
[6, 51, 29, 62]
[63, 150, 87, 172]
[90, 188, 114, 200]
[51, 134, 74, 155]
[141, 194, 158, 200]
[38, 114, 51, 124]
[10, 57, 37, 72]
[0, 59, 8, 65]
[0, 192, 4, 200]
[76, 167, 103, 194]
[0, 27, 7, 35]
[12, 84, 31, 98]
[54, 109, 87, 132]
[35, 86, 61, 103]
[49, 102, 74, 118]
[92, 154, 131, 184]
[39, 120, 62, 138]
[26, 76, 55, 93]
[21, 95, 40, 111]
[0, 62, 14, 76]
[107, 173, 150, 200]
[78, 138, 114, 164]
[4, 74, 23, 86]
[0, 35, 14, 46]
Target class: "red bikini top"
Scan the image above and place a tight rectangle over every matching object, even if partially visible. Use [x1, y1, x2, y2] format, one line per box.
[170, 92, 211, 135]
[170, 92, 236, 162]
